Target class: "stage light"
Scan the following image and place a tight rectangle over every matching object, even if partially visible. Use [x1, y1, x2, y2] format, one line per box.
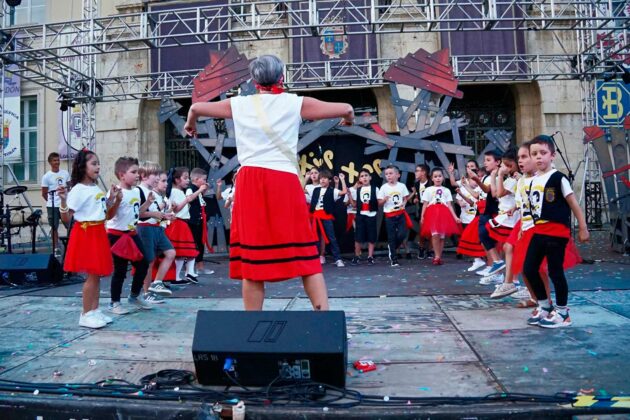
[622, 68, 630, 85]
[6, 0, 22, 7]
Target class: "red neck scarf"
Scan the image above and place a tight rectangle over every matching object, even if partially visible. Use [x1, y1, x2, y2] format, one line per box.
[255, 76, 285, 94]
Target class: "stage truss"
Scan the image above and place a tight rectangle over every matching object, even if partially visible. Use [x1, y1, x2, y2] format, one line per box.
[0, 0, 627, 149]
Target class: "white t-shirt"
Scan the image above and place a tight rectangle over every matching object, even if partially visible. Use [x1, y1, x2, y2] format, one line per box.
[231, 93, 303, 175]
[137, 184, 160, 225]
[66, 183, 107, 222]
[516, 175, 535, 231]
[351, 185, 383, 217]
[529, 169, 573, 222]
[41, 169, 70, 207]
[106, 187, 141, 231]
[169, 188, 190, 219]
[493, 176, 519, 227]
[455, 181, 478, 224]
[421, 186, 453, 205]
[308, 187, 341, 211]
[186, 187, 206, 207]
[345, 187, 356, 214]
[380, 182, 409, 213]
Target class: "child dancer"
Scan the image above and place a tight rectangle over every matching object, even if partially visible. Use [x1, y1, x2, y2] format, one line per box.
[420, 168, 462, 265]
[308, 169, 347, 267]
[166, 167, 204, 283]
[412, 164, 431, 259]
[304, 167, 320, 197]
[187, 168, 215, 276]
[469, 150, 503, 276]
[136, 163, 175, 303]
[480, 147, 520, 285]
[456, 165, 487, 269]
[380, 165, 412, 267]
[523, 135, 589, 328]
[58, 149, 114, 329]
[349, 169, 382, 265]
[106, 157, 153, 314]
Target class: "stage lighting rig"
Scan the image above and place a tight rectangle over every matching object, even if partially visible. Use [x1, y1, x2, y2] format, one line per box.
[56, 90, 76, 112]
[6, 0, 22, 7]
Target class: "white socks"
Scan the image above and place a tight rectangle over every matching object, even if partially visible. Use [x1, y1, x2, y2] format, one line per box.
[175, 259, 185, 280]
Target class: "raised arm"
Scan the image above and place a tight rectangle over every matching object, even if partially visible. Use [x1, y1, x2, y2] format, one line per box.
[184, 100, 233, 137]
[301, 97, 354, 124]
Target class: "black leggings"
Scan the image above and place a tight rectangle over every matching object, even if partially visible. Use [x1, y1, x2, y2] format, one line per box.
[109, 234, 149, 302]
[188, 221, 204, 263]
[522, 233, 569, 307]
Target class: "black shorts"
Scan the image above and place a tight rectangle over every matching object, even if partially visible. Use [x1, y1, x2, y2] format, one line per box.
[355, 214, 377, 244]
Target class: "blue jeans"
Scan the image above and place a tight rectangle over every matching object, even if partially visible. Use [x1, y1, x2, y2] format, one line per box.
[319, 219, 341, 261]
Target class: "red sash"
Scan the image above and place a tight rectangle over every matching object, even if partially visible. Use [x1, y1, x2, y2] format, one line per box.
[107, 229, 143, 262]
[346, 213, 355, 232]
[311, 209, 334, 244]
[201, 207, 214, 253]
[385, 209, 413, 229]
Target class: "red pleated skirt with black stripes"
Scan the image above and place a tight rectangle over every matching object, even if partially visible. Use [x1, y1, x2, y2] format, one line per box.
[229, 166, 322, 282]
[456, 216, 486, 257]
[165, 218, 199, 258]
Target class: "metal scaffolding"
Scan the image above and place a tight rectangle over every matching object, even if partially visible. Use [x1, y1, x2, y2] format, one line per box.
[0, 0, 628, 137]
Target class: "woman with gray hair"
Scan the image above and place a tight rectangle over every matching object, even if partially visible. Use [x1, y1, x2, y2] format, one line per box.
[184, 55, 354, 311]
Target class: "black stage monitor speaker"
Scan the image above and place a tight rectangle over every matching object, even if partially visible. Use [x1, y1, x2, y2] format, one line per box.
[192, 310, 347, 387]
[0, 254, 63, 284]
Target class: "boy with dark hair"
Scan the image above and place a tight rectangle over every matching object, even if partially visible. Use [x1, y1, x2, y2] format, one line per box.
[412, 164, 431, 259]
[41, 152, 70, 254]
[523, 135, 589, 328]
[468, 149, 503, 276]
[349, 169, 382, 265]
[187, 168, 215, 276]
[380, 165, 412, 267]
[308, 170, 347, 267]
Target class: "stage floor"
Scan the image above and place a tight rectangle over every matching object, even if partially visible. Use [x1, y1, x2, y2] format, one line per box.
[0, 231, 629, 418]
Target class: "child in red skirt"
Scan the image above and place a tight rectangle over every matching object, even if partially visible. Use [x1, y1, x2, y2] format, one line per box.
[58, 149, 115, 329]
[454, 160, 485, 270]
[420, 168, 462, 265]
[166, 167, 204, 283]
[481, 147, 519, 285]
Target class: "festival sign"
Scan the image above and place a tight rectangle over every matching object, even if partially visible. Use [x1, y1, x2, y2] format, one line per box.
[596, 80, 630, 127]
[0, 66, 21, 163]
[320, 25, 349, 59]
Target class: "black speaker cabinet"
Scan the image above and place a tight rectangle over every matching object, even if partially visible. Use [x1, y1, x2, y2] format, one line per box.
[0, 254, 63, 284]
[192, 310, 347, 387]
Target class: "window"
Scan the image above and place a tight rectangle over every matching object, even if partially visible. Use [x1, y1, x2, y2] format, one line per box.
[9, 97, 38, 183]
[4, 0, 46, 26]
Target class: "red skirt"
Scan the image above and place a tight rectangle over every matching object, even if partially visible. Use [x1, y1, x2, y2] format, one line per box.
[420, 204, 462, 238]
[165, 219, 199, 258]
[512, 230, 582, 276]
[456, 216, 486, 257]
[486, 219, 514, 245]
[230, 167, 322, 282]
[64, 221, 113, 276]
[506, 220, 521, 247]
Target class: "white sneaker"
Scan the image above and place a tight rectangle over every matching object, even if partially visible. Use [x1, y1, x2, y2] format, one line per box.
[335, 259, 345, 267]
[148, 281, 173, 296]
[480, 273, 504, 285]
[490, 282, 517, 298]
[79, 310, 107, 329]
[476, 266, 492, 276]
[94, 309, 113, 324]
[511, 286, 532, 300]
[107, 302, 131, 315]
[319, 256, 326, 264]
[128, 294, 153, 310]
[144, 292, 165, 304]
[467, 258, 486, 272]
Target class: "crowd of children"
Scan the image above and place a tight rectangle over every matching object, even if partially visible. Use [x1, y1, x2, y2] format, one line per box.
[52, 131, 588, 330]
[55, 149, 214, 329]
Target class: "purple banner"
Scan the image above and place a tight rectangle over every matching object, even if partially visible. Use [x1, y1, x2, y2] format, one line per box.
[149, 2, 229, 78]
